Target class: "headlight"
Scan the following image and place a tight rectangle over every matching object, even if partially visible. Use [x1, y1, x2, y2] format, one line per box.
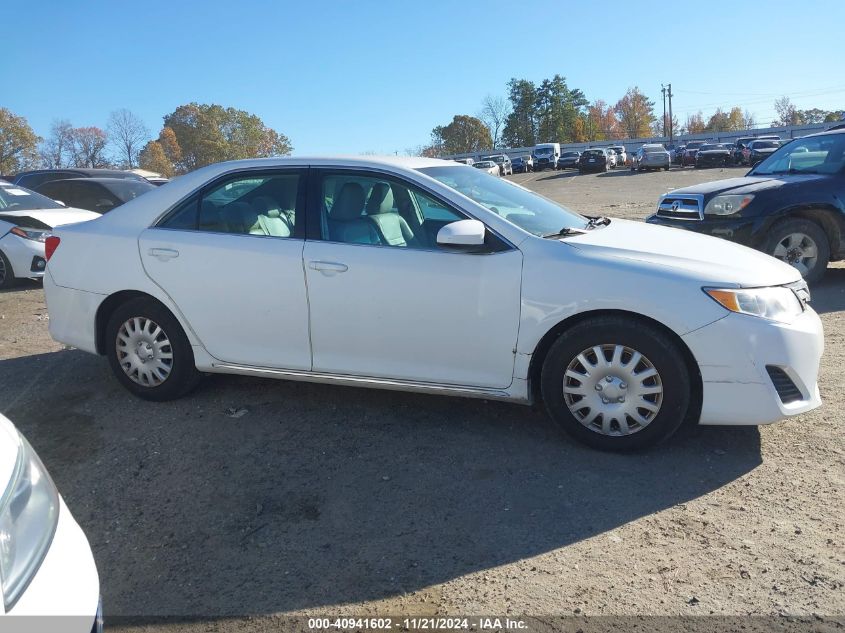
[704, 286, 804, 323]
[9, 227, 50, 243]
[704, 194, 755, 216]
[0, 433, 59, 611]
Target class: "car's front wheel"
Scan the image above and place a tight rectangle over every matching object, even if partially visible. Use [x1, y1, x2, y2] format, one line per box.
[105, 297, 201, 401]
[0, 250, 17, 290]
[764, 218, 830, 283]
[541, 316, 691, 451]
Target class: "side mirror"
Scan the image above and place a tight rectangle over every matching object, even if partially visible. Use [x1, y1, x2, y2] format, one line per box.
[436, 219, 486, 248]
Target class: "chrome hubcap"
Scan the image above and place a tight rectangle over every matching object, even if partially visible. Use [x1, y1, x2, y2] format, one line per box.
[116, 317, 173, 386]
[772, 232, 818, 277]
[563, 344, 663, 436]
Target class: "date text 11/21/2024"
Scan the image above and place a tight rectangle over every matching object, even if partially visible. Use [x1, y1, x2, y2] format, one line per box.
[307, 617, 528, 630]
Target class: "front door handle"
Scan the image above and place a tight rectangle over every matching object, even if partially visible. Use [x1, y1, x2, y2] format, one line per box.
[308, 260, 348, 275]
[148, 247, 180, 261]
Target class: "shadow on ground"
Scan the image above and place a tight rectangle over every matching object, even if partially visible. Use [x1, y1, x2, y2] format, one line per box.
[812, 266, 845, 314]
[0, 278, 41, 294]
[0, 349, 763, 616]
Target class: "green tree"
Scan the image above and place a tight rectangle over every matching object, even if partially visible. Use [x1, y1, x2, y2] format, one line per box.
[535, 75, 588, 143]
[0, 108, 40, 174]
[502, 79, 538, 148]
[615, 87, 656, 138]
[683, 112, 706, 135]
[161, 103, 292, 172]
[431, 115, 493, 155]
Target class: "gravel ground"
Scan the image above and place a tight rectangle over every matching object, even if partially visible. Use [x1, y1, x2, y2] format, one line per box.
[0, 165, 842, 630]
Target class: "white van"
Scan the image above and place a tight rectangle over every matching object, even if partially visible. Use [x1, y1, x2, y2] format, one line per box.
[533, 143, 561, 171]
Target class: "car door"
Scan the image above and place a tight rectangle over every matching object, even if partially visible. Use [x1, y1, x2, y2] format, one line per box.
[302, 169, 522, 389]
[138, 168, 312, 370]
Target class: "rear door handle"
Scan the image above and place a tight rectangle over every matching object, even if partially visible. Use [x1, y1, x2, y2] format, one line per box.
[308, 260, 348, 275]
[148, 248, 180, 261]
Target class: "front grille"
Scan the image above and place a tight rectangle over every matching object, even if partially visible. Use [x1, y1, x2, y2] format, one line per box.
[766, 366, 803, 404]
[656, 193, 704, 220]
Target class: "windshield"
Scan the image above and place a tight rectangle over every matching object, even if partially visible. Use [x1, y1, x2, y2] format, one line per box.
[750, 133, 845, 176]
[418, 165, 588, 236]
[686, 142, 705, 150]
[583, 150, 603, 157]
[535, 147, 553, 155]
[474, 162, 494, 168]
[482, 155, 504, 164]
[0, 182, 65, 211]
[561, 152, 579, 157]
[750, 141, 779, 149]
[104, 179, 156, 202]
[699, 145, 722, 152]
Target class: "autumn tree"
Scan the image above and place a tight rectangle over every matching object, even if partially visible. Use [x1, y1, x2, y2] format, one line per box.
[479, 95, 510, 149]
[431, 115, 493, 155]
[615, 87, 656, 138]
[139, 141, 172, 177]
[502, 79, 538, 148]
[40, 120, 74, 168]
[772, 96, 803, 126]
[0, 108, 40, 174]
[683, 112, 706, 135]
[108, 109, 149, 169]
[161, 103, 292, 172]
[586, 100, 619, 140]
[69, 127, 110, 168]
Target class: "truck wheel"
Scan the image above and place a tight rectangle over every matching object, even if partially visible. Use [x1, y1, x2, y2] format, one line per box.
[764, 218, 830, 284]
[541, 315, 690, 451]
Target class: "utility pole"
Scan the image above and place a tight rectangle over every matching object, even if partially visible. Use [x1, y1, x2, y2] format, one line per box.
[667, 83, 674, 146]
[661, 85, 667, 139]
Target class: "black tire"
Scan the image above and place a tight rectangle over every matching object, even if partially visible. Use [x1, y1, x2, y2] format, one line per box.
[0, 249, 17, 290]
[540, 316, 691, 452]
[664, 166, 670, 171]
[105, 297, 201, 401]
[763, 217, 830, 284]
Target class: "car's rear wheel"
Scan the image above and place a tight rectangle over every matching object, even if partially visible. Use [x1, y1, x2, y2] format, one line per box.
[0, 250, 17, 290]
[540, 316, 690, 451]
[105, 297, 201, 401]
[764, 218, 830, 283]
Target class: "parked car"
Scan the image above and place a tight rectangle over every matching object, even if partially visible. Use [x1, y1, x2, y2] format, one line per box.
[43, 156, 823, 451]
[609, 146, 627, 165]
[673, 145, 687, 165]
[473, 160, 500, 176]
[730, 136, 757, 165]
[632, 144, 671, 171]
[578, 148, 611, 173]
[453, 158, 474, 166]
[647, 126, 845, 282]
[745, 139, 783, 166]
[695, 143, 733, 168]
[512, 155, 533, 173]
[12, 168, 148, 191]
[0, 412, 101, 631]
[0, 181, 99, 289]
[680, 141, 708, 167]
[533, 143, 561, 171]
[34, 177, 156, 214]
[605, 149, 619, 169]
[481, 154, 513, 176]
[557, 151, 581, 170]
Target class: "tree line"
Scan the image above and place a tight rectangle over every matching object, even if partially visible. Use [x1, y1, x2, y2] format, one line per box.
[424, 77, 845, 155]
[0, 105, 292, 177]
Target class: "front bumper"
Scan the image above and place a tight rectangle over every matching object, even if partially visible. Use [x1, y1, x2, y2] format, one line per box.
[646, 213, 760, 248]
[683, 308, 824, 425]
[5, 498, 100, 632]
[0, 234, 46, 280]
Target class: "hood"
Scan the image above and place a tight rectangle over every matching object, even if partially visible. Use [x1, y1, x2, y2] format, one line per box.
[0, 414, 21, 502]
[668, 173, 826, 196]
[0, 207, 100, 229]
[563, 218, 801, 287]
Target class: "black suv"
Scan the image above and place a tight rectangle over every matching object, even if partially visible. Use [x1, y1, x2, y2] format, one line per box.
[647, 127, 845, 282]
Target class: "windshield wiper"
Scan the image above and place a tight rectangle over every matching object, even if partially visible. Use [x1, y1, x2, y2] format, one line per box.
[541, 227, 586, 239]
[585, 215, 611, 229]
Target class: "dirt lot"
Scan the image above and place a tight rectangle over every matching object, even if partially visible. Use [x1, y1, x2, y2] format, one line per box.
[0, 165, 843, 629]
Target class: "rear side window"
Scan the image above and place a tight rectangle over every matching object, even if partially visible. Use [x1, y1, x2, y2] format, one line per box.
[159, 171, 301, 238]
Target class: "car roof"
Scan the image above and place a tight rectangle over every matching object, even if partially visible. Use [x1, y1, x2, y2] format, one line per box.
[15, 168, 143, 178]
[42, 177, 155, 185]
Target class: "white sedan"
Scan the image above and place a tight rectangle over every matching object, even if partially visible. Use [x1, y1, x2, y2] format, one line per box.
[0, 182, 99, 289]
[472, 160, 500, 176]
[0, 414, 101, 630]
[43, 156, 823, 451]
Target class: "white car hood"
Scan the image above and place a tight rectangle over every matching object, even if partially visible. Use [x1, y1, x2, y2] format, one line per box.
[565, 218, 801, 287]
[0, 414, 21, 502]
[0, 207, 99, 229]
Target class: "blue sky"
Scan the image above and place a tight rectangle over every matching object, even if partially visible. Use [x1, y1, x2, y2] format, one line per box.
[5, 0, 844, 155]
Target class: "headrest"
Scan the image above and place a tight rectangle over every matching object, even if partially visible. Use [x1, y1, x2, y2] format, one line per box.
[366, 183, 394, 214]
[266, 209, 281, 218]
[330, 182, 366, 220]
[252, 195, 280, 215]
